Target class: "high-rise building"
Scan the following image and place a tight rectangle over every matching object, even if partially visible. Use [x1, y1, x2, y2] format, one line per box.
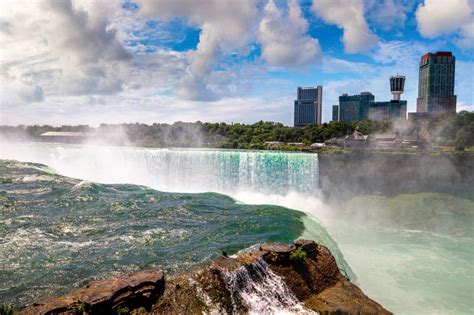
[294, 86, 322, 126]
[332, 105, 339, 122]
[338, 92, 374, 123]
[416, 51, 456, 113]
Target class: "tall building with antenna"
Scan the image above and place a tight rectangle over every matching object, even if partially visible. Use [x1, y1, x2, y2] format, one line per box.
[368, 75, 407, 121]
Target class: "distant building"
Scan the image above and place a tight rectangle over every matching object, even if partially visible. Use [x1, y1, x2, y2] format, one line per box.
[40, 131, 89, 143]
[324, 137, 344, 147]
[369, 134, 400, 148]
[368, 75, 407, 121]
[390, 75, 405, 101]
[332, 105, 339, 122]
[344, 130, 369, 148]
[369, 100, 407, 121]
[294, 86, 323, 126]
[416, 51, 456, 113]
[338, 92, 374, 123]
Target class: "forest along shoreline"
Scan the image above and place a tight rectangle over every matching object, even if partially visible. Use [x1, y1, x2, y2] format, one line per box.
[1, 111, 473, 152]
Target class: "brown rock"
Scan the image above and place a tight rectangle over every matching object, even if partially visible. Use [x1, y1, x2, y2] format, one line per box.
[260, 243, 296, 264]
[261, 240, 390, 314]
[21, 269, 164, 315]
[259, 243, 295, 253]
[293, 239, 319, 258]
[305, 278, 391, 315]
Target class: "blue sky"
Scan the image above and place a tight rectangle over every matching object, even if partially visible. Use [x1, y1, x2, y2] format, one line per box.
[0, 0, 472, 126]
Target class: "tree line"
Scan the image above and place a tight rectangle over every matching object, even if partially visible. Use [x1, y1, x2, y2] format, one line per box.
[0, 110, 472, 150]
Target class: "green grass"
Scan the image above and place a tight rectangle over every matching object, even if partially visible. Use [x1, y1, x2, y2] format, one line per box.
[290, 247, 307, 262]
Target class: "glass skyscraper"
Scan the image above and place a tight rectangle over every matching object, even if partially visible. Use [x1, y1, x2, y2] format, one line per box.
[338, 92, 374, 123]
[332, 105, 339, 122]
[294, 86, 322, 126]
[416, 51, 456, 113]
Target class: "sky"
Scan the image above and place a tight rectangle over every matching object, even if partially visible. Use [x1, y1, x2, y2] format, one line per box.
[0, 0, 473, 126]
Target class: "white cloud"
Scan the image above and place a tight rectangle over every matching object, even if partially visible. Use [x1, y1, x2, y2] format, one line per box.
[416, 0, 474, 49]
[312, 0, 378, 53]
[321, 56, 376, 74]
[0, 0, 132, 104]
[370, 40, 434, 65]
[0, 92, 294, 126]
[258, 0, 321, 67]
[135, 0, 259, 100]
[457, 19, 474, 50]
[365, 0, 415, 31]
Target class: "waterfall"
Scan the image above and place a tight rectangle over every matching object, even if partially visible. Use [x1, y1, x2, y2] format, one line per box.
[221, 259, 315, 314]
[0, 143, 320, 197]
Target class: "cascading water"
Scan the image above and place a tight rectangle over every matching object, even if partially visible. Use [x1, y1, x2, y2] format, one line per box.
[0, 142, 351, 310]
[1, 141, 473, 313]
[221, 259, 313, 314]
[0, 142, 319, 196]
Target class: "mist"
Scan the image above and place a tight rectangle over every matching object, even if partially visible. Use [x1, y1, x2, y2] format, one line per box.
[1, 132, 473, 314]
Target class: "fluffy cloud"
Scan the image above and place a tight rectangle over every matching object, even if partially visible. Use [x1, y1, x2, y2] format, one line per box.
[312, 0, 378, 53]
[258, 0, 321, 67]
[416, 0, 472, 37]
[365, 0, 415, 31]
[135, 0, 259, 100]
[416, 0, 473, 49]
[0, 0, 131, 106]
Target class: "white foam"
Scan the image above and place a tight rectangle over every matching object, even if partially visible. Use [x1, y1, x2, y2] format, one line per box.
[221, 259, 315, 314]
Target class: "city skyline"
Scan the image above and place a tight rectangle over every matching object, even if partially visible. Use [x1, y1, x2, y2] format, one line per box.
[1, 0, 473, 126]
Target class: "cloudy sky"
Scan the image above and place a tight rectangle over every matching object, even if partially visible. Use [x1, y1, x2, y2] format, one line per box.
[1, 0, 473, 126]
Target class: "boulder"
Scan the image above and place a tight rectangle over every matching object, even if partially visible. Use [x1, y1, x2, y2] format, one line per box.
[22, 269, 164, 315]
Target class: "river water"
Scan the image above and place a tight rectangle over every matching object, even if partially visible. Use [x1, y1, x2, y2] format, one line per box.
[0, 142, 473, 314]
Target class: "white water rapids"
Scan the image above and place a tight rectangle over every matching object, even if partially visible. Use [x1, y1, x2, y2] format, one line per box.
[221, 259, 314, 314]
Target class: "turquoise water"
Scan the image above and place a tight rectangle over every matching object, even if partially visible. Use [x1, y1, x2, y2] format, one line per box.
[322, 194, 474, 314]
[0, 158, 346, 307]
[1, 142, 473, 313]
[0, 143, 319, 195]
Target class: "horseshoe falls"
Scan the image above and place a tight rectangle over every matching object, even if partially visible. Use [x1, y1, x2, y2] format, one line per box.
[1, 141, 473, 314]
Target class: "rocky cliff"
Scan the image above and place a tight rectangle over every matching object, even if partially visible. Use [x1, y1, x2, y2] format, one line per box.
[22, 240, 390, 314]
[318, 152, 474, 203]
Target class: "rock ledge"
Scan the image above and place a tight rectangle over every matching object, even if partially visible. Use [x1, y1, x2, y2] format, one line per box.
[22, 240, 391, 315]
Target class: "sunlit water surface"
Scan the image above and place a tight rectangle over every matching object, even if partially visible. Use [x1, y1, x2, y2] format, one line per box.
[1, 142, 473, 313]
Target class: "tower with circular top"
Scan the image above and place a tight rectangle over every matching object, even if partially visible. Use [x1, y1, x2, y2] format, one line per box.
[390, 75, 405, 101]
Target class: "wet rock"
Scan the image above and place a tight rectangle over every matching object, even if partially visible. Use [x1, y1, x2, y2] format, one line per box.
[21, 269, 164, 315]
[305, 277, 391, 315]
[260, 242, 295, 253]
[262, 240, 391, 314]
[22, 240, 391, 315]
[260, 243, 296, 264]
[293, 239, 319, 258]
